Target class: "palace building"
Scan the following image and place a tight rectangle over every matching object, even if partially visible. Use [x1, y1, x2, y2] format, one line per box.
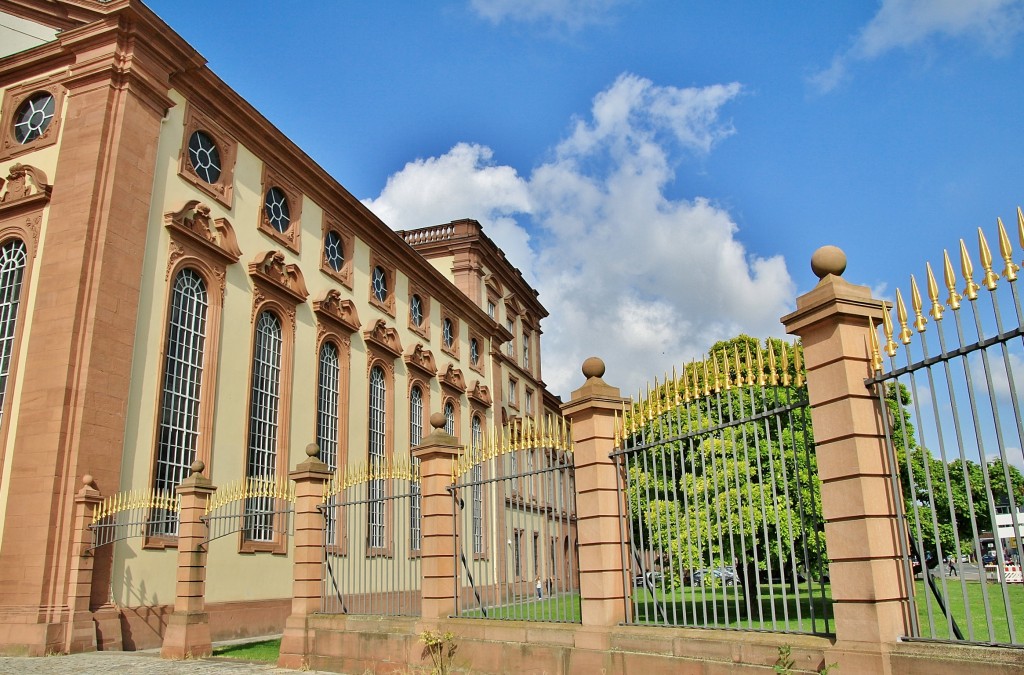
[0, 0, 559, 654]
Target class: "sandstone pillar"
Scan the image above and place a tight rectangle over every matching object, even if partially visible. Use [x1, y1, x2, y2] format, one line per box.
[64, 476, 102, 653]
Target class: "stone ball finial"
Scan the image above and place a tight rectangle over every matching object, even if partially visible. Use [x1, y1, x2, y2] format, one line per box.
[582, 356, 605, 380]
[811, 245, 846, 279]
[190, 460, 205, 475]
[430, 412, 447, 430]
[305, 443, 320, 458]
[82, 474, 94, 487]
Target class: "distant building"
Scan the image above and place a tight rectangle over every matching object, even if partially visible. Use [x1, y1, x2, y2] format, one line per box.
[0, 0, 560, 655]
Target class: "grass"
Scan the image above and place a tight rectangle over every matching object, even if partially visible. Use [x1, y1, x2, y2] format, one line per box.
[912, 578, 1024, 645]
[461, 592, 581, 622]
[210, 637, 281, 661]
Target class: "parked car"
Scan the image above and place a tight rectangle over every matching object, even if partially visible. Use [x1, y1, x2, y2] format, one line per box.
[691, 567, 739, 587]
[633, 571, 662, 587]
[982, 551, 997, 566]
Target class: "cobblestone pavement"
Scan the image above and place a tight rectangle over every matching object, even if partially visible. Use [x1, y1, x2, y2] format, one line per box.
[0, 651, 342, 674]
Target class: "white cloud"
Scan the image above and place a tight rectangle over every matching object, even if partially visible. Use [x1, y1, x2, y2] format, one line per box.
[469, 0, 628, 30]
[811, 0, 1024, 92]
[364, 73, 795, 397]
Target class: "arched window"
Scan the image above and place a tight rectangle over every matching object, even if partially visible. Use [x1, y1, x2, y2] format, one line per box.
[316, 341, 340, 473]
[409, 385, 423, 550]
[247, 310, 282, 541]
[444, 400, 456, 436]
[471, 415, 484, 555]
[0, 240, 27, 426]
[368, 364, 386, 548]
[152, 267, 207, 535]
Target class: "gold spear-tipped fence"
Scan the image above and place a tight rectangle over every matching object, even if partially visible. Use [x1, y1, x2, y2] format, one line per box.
[323, 456, 419, 502]
[206, 475, 294, 515]
[451, 415, 573, 481]
[91, 487, 179, 525]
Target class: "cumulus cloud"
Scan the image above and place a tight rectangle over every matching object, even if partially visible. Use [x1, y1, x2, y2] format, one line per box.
[469, 0, 629, 30]
[364, 73, 795, 396]
[811, 0, 1024, 92]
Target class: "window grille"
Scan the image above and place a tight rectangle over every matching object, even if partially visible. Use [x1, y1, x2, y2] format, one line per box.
[247, 310, 282, 541]
[471, 416, 484, 554]
[444, 401, 455, 436]
[0, 240, 27, 428]
[318, 341, 340, 546]
[410, 386, 423, 550]
[368, 365, 386, 548]
[152, 268, 207, 536]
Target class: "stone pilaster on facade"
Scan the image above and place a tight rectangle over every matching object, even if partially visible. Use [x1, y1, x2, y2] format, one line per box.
[161, 462, 216, 660]
[561, 358, 629, 628]
[64, 476, 102, 654]
[278, 444, 332, 670]
[412, 413, 463, 620]
[781, 246, 912, 675]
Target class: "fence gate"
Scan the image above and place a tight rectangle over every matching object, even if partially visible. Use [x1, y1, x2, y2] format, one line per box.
[320, 461, 421, 616]
[613, 340, 832, 635]
[450, 419, 580, 623]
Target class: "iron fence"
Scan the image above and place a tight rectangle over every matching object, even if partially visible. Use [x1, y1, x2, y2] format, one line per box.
[202, 476, 294, 544]
[613, 341, 833, 635]
[867, 218, 1024, 646]
[88, 489, 179, 550]
[450, 420, 580, 623]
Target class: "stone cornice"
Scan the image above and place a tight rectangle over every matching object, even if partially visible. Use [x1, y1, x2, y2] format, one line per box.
[248, 250, 309, 306]
[363, 319, 403, 360]
[312, 289, 361, 335]
[404, 344, 438, 381]
[440, 364, 467, 395]
[164, 200, 240, 266]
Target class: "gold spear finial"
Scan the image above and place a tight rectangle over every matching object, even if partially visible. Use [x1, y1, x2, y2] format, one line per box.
[997, 217, 1019, 282]
[881, 301, 898, 357]
[978, 227, 999, 291]
[960, 239, 980, 301]
[713, 353, 724, 392]
[780, 342, 791, 387]
[733, 346, 743, 389]
[869, 318, 883, 373]
[755, 342, 766, 386]
[910, 275, 927, 334]
[1018, 206, 1024, 265]
[703, 358, 713, 396]
[926, 262, 944, 321]
[767, 342, 778, 386]
[744, 343, 755, 385]
[895, 288, 913, 344]
[943, 250, 962, 311]
[793, 342, 804, 388]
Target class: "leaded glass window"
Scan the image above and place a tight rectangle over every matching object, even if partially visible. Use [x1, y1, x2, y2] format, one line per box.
[470, 338, 479, 365]
[264, 187, 290, 233]
[152, 267, 207, 536]
[13, 92, 54, 144]
[247, 311, 282, 541]
[442, 318, 454, 349]
[324, 230, 344, 272]
[187, 131, 221, 184]
[0, 240, 27, 428]
[409, 385, 423, 550]
[410, 294, 423, 327]
[471, 415, 484, 554]
[368, 365, 386, 548]
[372, 266, 388, 303]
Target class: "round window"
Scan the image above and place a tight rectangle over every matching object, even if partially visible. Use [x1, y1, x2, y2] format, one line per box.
[443, 318, 454, 348]
[264, 187, 291, 233]
[13, 92, 55, 144]
[324, 230, 344, 271]
[410, 294, 423, 326]
[470, 338, 479, 365]
[372, 266, 388, 303]
[188, 131, 222, 184]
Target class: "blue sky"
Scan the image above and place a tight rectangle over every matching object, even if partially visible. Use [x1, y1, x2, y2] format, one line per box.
[141, 0, 1024, 397]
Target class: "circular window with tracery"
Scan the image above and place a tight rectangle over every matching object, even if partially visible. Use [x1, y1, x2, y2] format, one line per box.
[372, 266, 388, 303]
[264, 187, 291, 233]
[187, 131, 221, 184]
[13, 92, 55, 144]
[443, 318, 455, 349]
[410, 294, 424, 327]
[470, 338, 479, 365]
[324, 230, 344, 271]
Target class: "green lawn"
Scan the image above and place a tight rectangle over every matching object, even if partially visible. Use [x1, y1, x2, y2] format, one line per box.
[210, 638, 281, 661]
[461, 592, 581, 622]
[912, 578, 1024, 645]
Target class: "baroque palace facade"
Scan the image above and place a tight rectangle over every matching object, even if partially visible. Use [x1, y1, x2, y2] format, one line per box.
[0, 0, 559, 654]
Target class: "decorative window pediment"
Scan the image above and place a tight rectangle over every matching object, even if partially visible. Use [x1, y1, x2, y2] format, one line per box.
[248, 250, 309, 305]
[468, 380, 492, 408]
[0, 163, 51, 214]
[363, 318, 403, 360]
[404, 343, 438, 380]
[440, 363, 466, 395]
[313, 289, 360, 335]
[164, 200, 241, 266]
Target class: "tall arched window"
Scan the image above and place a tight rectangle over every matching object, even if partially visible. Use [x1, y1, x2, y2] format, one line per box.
[152, 267, 207, 536]
[247, 310, 282, 541]
[471, 415, 484, 554]
[409, 385, 423, 550]
[368, 364, 386, 548]
[316, 341, 340, 473]
[444, 400, 456, 436]
[0, 239, 27, 426]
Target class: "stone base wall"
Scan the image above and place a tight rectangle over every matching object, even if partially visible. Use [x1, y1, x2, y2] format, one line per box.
[115, 598, 290, 651]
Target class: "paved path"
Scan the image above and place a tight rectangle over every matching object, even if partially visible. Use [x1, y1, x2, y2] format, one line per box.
[0, 651, 341, 674]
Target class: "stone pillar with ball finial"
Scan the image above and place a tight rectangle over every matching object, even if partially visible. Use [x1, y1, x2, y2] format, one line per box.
[561, 357, 630, 627]
[65, 475, 103, 653]
[413, 412, 464, 620]
[279, 443, 332, 669]
[782, 246, 911, 675]
[161, 461, 216, 659]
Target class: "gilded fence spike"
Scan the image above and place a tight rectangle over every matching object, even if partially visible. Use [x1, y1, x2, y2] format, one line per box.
[613, 409, 621, 448]
[926, 262, 944, 321]
[793, 342, 804, 388]
[943, 250, 962, 310]
[895, 289, 913, 345]
[881, 301, 898, 357]
[910, 275, 927, 333]
[766, 342, 778, 386]
[780, 342, 791, 387]
[733, 346, 742, 390]
[652, 377, 661, 417]
[1018, 206, 1024, 264]
[868, 318, 883, 373]
[711, 356, 722, 393]
[703, 359, 712, 396]
[978, 227, 1000, 291]
[959, 239, 980, 301]
[997, 217, 1019, 282]
[755, 343, 766, 386]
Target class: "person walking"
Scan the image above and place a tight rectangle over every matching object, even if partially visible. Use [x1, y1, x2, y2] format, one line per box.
[535, 575, 542, 599]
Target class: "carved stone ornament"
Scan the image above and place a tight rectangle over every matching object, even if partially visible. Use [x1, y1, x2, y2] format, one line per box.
[404, 343, 438, 380]
[362, 319, 403, 360]
[0, 163, 51, 205]
[164, 200, 242, 265]
[248, 250, 309, 305]
[440, 363, 467, 394]
[312, 289, 361, 334]
[468, 380, 492, 408]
